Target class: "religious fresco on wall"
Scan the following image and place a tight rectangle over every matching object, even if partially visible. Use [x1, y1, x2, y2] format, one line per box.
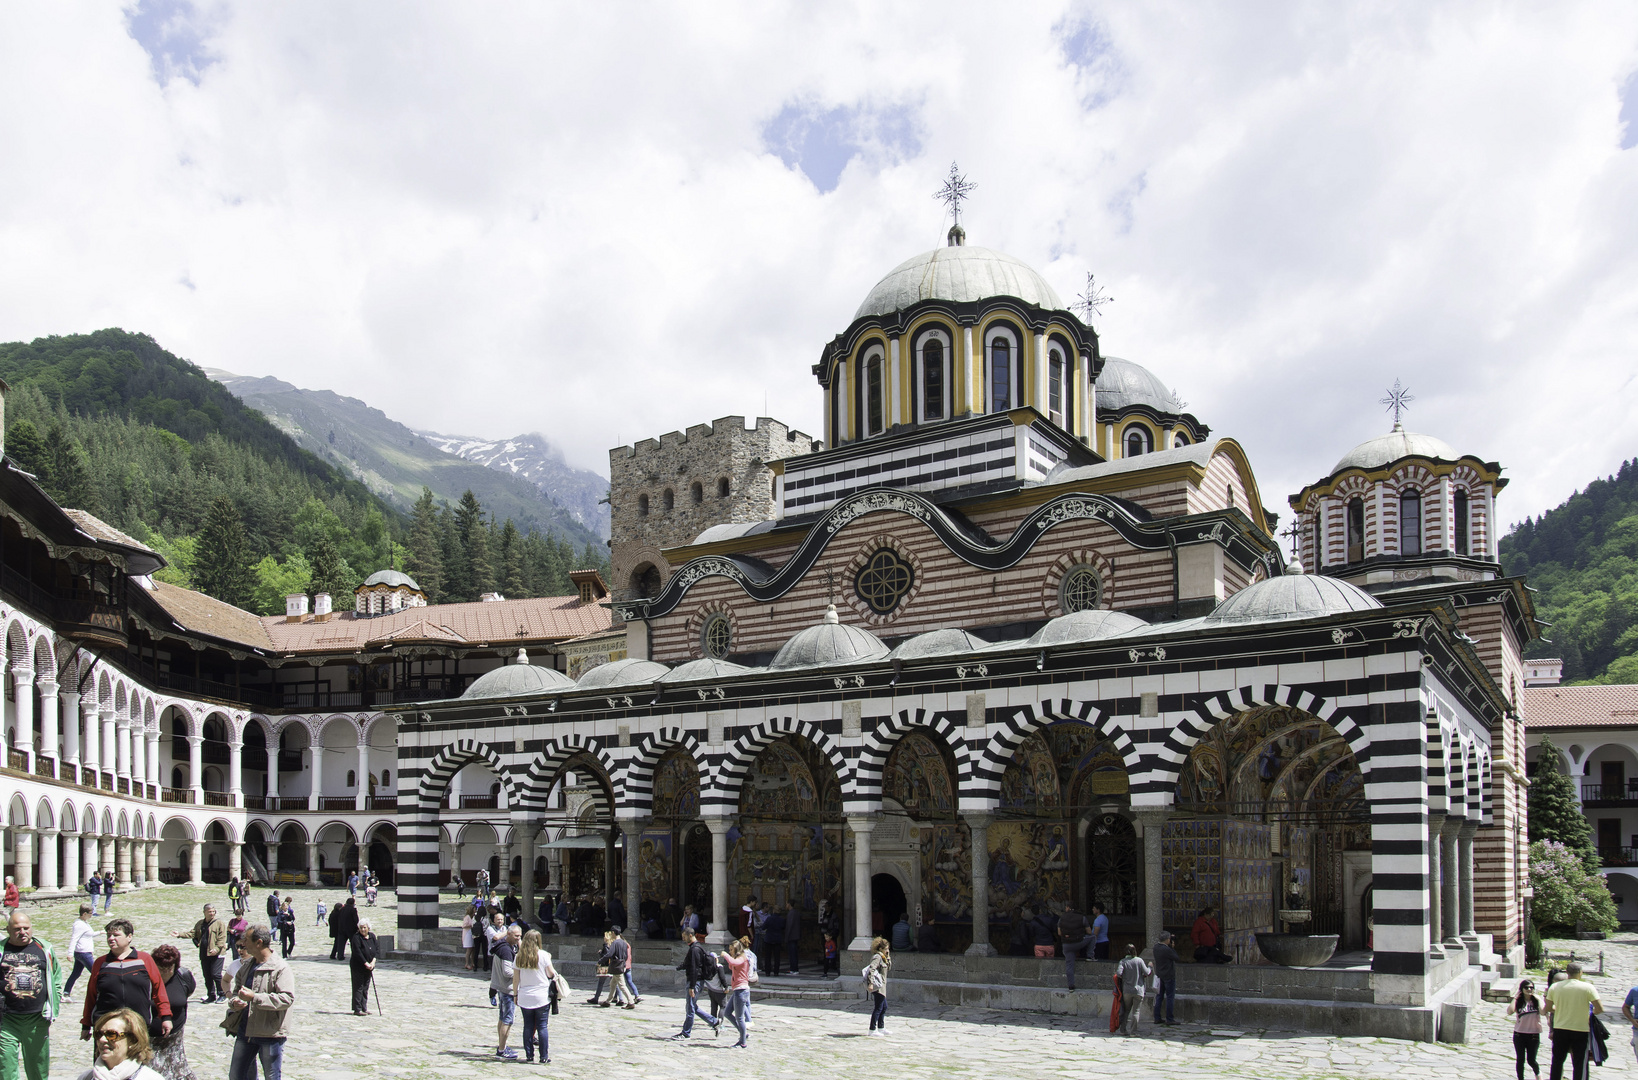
[1068, 738, 1131, 804]
[1179, 707, 1327, 811]
[1160, 817, 1274, 964]
[883, 732, 955, 817]
[740, 737, 841, 818]
[638, 831, 673, 904]
[652, 750, 700, 820]
[999, 732, 1062, 811]
[727, 737, 845, 936]
[986, 821, 1071, 922]
[918, 822, 973, 922]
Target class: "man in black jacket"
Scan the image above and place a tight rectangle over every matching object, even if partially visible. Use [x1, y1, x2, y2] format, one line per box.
[670, 929, 720, 1039]
[763, 906, 786, 975]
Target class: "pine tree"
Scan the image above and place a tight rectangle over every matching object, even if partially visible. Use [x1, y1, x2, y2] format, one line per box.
[194, 496, 254, 607]
[7, 418, 49, 478]
[439, 505, 469, 603]
[404, 488, 444, 602]
[499, 519, 526, 598]
[1528, 738, 1599, 870]
[454, 491, 491, 599]
[43, 422, 95, 510]
[307, 535, 351, 600]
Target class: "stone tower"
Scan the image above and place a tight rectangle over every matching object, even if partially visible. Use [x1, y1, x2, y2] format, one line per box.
[608, 415, 815, 603]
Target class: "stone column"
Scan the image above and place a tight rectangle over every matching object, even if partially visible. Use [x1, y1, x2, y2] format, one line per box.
[145, 842, 159, 886]
[603, 829, 618, 909]
[1441, 818, 1462, 949]
[847, 815, 876, 951]
[60, 688, 80, 772]
[100, 705, 116, 782]
[100, 835, 115, 878]
[187, 736, 204, 804]
[115, 713, 131, 782]
[266, 743, 279, 804]
[964, 813, 996, 956]
[36, 678, 58, 770]
[705, 817, 732, 945]
[115, 838, 133, 887]
[12, 829, 34, 890]
[10, 666, 34, 771]
[189, 841, 204, 886]
[308, 742, 324, 812]
[1459, 821, 1479, 939]
[307, 843, 320, 884]
[518, 823, 536, 919]
[623, 817, 650, 934]
[82, 837, 100, 887]
[228, 739, 243, 808]
[147, 733, 161, 794]
[62, 829, 80, 894]
[451, 842, 464, 890]
[36, 828, 58, 893]
[228, 842, 242, 883]
[80, 699, 100, 780]
[266, 841, 280, 883]
[355, 739, 370, 811]
[1135, 809, 1172, 957]
[1426, 812, 1444, 951]
[498, 844, 513, 889]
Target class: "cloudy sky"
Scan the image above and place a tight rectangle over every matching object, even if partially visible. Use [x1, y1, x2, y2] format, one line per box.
[3, 2, 1636, 531]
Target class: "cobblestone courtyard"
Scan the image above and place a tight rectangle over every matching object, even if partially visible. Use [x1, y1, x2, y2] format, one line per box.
[14, 886, 1638, 1079]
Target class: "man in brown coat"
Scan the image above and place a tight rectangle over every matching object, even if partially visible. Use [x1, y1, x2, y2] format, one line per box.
[179, 903, 228, 1004]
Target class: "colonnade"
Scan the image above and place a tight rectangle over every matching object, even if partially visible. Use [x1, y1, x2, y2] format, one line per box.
[0, 826, 170, 892]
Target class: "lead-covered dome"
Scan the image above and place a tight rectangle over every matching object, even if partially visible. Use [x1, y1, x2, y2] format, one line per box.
[362, 569, 421, 591]
[1204, 565, 1381, 624]
[576, 658, 670, 689]
[462, 662, 575, 699]
[1097, 357, 1183, 414]
[1026, 609, 1149, 646]
[771, 605, 890, 670]
[1332, 423, 1459, 475]
[854, 244, 1065, 321]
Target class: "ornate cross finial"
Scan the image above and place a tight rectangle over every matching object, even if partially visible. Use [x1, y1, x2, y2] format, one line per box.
[1379, 379, 1414, 425]
[1279, 519, 1302, 562]
[934, 162, 976, 225]
[1074, 272, 1113, 321]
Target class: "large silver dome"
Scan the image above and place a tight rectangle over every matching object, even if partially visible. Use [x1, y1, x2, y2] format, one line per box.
[770, 606, 890, 670]
[854, 245, 1065, 321]
[1204, 566, 1381, 624]
[1097, 357, 1183, 414]
[462, 663, 575, 699]
[1332, 423, 1460, 474]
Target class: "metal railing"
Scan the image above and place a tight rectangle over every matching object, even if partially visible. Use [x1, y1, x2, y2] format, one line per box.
[460, 795, 498, 810]
[161, 787, 192, 804]
[320, 797, 357, 811]
[1582, 784, 1638, 803]
[1601, 847, 1638, 867]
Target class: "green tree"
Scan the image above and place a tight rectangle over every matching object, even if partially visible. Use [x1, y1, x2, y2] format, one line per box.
[454, 491, 491, 599]
[499, 519, 526, 598]
[307, 535, 356, 600]
[1528, 839, 1619, 934]
[249, 553, 313, 616]
[1527, 738, 1598, 871]
[43, 422, 95, 510]
[193, 496, 254, 607]
[404, 488, 444, 602]
[7, 417, 48, 478]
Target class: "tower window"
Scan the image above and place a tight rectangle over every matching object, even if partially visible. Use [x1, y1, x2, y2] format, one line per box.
[1048, 349, 1064, 423]
[1400, 488, 1422, 556]
[1311, 510, 1323, 570]
[1123, 425, 1151, 458]
[637, 494, 649, 517]
[989, 337, 1011, 411]
[866, 355, 884, 435]
[662, 488, 675, 512]
[922, 338, 945, 422]
[1454, 490, 1470, 556]
[1346, 498, 1365, 563]
[690, 481, 703, 505]
[717, 477, 730, 498]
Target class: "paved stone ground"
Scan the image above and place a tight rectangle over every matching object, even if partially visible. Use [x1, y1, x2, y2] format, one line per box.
[14, 887, 1638, 1079]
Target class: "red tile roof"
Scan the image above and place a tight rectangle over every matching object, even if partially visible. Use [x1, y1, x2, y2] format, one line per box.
[1523, 684, 1638, 730]
[260, 595, 612, 654]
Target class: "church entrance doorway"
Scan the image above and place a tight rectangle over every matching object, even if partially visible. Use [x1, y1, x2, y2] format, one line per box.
[872, 873, 907, 935]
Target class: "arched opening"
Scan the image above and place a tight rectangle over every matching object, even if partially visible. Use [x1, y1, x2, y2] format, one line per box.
[637, 493, 649, 517]
[631, 564, 661, 599]
[662, 488, 675, 512]
[1454, 490, 1470, 556]
[921, 337, 946, 422]
[881, 729, 960, 949]
[689, 481, 703, 505]
[1123, 425, 1151, 458]
[1399, 488, 1422, 556]
[1048, 348, 1064, 424]
[988, 335, 1012, 412]
[365, 823, 397, 887]
[865, 354, 884, 435]
[1346, 498, 1366, 563]
[716, 477, 730, 498]
[1174, 705, 1368, 959]
[734, 736, 844, 947]
[872, 873, 907, 934]
[643, 748, 704, 922]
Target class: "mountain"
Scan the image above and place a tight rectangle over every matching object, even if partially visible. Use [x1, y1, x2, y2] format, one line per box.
[1501, 457, 1638, 684]
[416, 430, 609, 540]
[208, 370, 606, 548]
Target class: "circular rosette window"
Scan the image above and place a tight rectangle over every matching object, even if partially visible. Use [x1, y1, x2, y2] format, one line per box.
[854, 548, 915, 615]
[1059, 565, 1103, 613]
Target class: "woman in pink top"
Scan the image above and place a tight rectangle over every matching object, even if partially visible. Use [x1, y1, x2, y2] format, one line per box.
[720, 939, 751, 1047]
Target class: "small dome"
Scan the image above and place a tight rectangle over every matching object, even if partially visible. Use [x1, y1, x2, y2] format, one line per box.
[659, 657, 752, 683]
[1204, 567, 1381, 624]
[462, 663, 575, 699]
[770, 605, 890, 670]
[1097, 357, 1184, 414]
[361, 569, 421, 591]
[575, 658, 670, 689]
[888, 628, 988, 660]
[1026, 609, 1149, 647]
[1331, 423, 1460, 474]
[854, 245, 1065, 321]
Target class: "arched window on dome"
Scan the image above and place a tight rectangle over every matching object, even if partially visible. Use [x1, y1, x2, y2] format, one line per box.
[1399, 488, 1422, 556]
[987, 331, 1014, 412]
[1048, 348, 1064, 425]
[1346, 498, 1365, 563]
[919, 333, 948, 423]
[865, 354, 885, 436]
[1123, 424, 1152, 458]
[1173, 431, 1190, 448]
[1454, 490, 1470, 556]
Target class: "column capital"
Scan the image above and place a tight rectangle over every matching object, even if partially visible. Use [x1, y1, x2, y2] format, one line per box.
[1440, 815, 1464, 838]
[10, 666, 34, 684]
[701, 816, 734, 836]
[1457, 819, 1479, 839]
[34, 677, 57, 694]
[37, 827, 58, 838]
[845, 814, 877, 834]
[960, 812, 994, 829]
[618, 816, 652, 834]
[186, 734, 202, 746]
[1132, 808, 1174, 827]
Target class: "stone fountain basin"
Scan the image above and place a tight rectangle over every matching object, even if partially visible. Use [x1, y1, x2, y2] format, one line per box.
[1254, 933, 1338, 968]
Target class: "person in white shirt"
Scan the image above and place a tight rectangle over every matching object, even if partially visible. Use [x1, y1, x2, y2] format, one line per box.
[63, 903, 97, 1002]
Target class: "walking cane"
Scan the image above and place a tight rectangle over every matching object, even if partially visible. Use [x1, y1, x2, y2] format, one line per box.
[371, 972, 383, 1017]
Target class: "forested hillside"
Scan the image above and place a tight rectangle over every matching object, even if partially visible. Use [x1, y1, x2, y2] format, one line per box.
[1501, 457, 1638, 683]
[0, 330, 606, 615]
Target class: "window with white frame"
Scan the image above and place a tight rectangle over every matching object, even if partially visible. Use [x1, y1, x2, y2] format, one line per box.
[986, 328, 1016, 412]
[918, 329, 950, 423]
[1048, 347, 1064, 424]
[1123, 424, 1152, 457]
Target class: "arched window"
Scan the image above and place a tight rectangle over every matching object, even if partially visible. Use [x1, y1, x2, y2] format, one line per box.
[662, 488, 675, 512]
[1399, 488, 1422, 556]
[865, 354, 884, 435]
[346, 769, 356, 788]
[690, 481, 703, 505]
[1048, 348, 1064, 423]
[1346, 498, 1365, 563]
[1311, 510, 1323, 570]
[1123, 425, 1151, 458]
[637, 494, 649, 517]
[717, 477, 730, 498]
[921, 337, 945, 422]
[989, 336, 1011, 411]
[382, 770, 391, 788]
[1454, 490, 1470, 556]
[1173, 432, 1189, 448]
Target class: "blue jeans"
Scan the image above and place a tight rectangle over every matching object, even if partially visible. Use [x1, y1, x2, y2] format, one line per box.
[520, 1005, 549, 1062]
[680, 981, 718, 1035]
[496, 991, 516, 1026]
[870, 991, 888, 1030]
[230, 1034, 285, 1080]
[1152, 977, 1176, 1022]
[1062, 938, 1092, 989]
[726, 987, 749, 1045]
[63, 951, 94, 996]
[624, 970, 639, 1000]
[100, 891, 112, 913]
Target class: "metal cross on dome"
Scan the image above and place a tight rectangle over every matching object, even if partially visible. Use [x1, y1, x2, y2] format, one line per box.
[1074, 272, 1114, 321]
[934, 162, 976, 225]
[1379, 379, 1415, 425]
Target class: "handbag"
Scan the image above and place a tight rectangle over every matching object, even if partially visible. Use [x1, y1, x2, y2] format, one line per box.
[595, 964, 610, 977]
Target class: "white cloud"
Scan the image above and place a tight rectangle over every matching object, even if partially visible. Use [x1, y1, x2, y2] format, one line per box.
[0, 1, 1635, 531]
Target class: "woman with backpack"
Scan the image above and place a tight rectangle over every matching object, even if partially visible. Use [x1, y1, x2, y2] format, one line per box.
[865, 937, 891, 1035]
